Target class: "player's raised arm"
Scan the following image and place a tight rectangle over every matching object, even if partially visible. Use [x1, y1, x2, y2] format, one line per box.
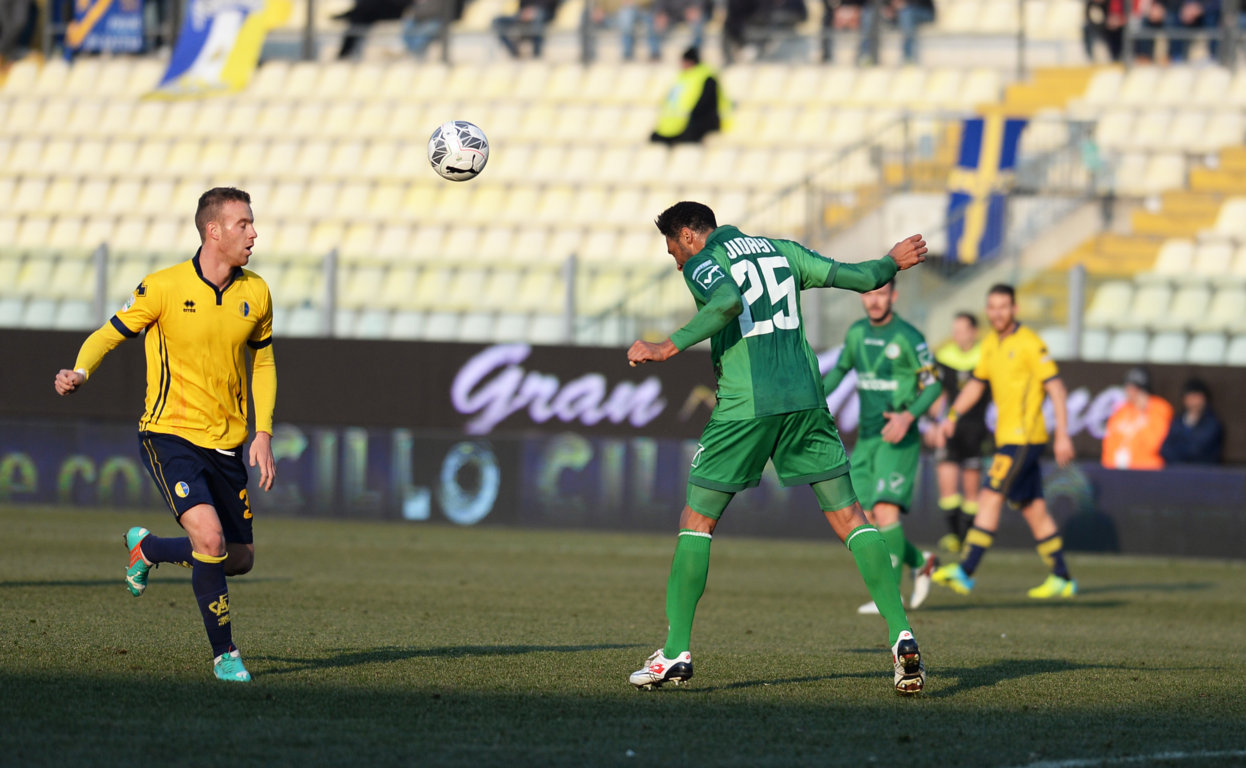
[820, 235, 927, 293]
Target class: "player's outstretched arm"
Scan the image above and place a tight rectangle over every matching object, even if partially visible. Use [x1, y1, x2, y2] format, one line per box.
[629, 286, 742, 366]
[887, 234, 928, 271]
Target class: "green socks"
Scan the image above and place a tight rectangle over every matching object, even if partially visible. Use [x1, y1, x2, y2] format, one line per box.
[847, 524, 911, 646]
[879, 522, 925, 585]
[663, 530, 712, 658]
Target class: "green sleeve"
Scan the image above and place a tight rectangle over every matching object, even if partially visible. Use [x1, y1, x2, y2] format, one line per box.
[907, 378, 942, 418]
[904, 328, 942, 417]
[670, 285, 742, 351]
[821, 328, 856, 395]
[824, 256, 899, 292]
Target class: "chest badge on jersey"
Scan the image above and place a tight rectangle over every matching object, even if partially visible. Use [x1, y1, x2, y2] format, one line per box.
[239, 300, 251, 318]
[884, 342, 901, 359]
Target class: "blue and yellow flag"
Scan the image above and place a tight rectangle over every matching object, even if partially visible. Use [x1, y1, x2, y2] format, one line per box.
[946, 114, 1027, 264]
[65, 0, 145, 58]
[151, 0, 291, 97]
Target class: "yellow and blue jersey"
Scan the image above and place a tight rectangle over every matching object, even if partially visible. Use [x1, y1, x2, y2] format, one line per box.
[75, 252, 275, 450]
[973, 323, 1057, 445]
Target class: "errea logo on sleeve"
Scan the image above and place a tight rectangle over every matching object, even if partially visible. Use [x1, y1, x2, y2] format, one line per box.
[691, 261, 724, 290]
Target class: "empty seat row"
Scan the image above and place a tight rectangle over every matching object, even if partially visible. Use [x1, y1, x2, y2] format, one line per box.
[1083, 280, 1246, 333]
[1092, 109, 1245, 154]
[1040, 326, 1246, 366]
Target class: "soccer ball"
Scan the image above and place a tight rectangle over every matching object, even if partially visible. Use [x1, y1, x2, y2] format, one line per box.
[427, 120, 489, 182]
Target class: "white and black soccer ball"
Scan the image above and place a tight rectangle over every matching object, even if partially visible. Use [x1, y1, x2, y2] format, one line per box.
[427, 120, 489, 182]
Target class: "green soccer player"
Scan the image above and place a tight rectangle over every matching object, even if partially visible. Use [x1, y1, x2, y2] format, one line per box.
[626, 201, 929, 695]
[822, 281, 942, 616]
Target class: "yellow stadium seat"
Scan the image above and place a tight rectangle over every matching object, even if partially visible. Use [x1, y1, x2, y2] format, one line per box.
[405, 225, 445, 262]
[1154, 285, 1212, 332]
[41, 138, 75, 170]
[11, 178, 48, 215]
[378, 266, 419, 309]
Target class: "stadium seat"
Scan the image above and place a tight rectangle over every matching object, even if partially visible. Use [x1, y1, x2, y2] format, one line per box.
[1037, 325, 1071, 360]
[21, 298, 57, 328]
[1211, 197, 1246, 240]
[1116, 283, 1171, 331]
[1194, 287, 1246, 333]
[387, 310, 424, 339]
[1155, 285, 1212, 331]
[53, 299, 95, 330]
[1142, 238, 1193, 284]
[1146, 331, 1186, 363]
[0, 296, 23, 327]
[1080, 328, 1110, 361]
[1186, 332, 1227, 364]
[1084, 280, 1133, 329]
[1105, 330, 1148, 362]
[1225, 334, 1246, 365]
[1191, 241, 1234, 282]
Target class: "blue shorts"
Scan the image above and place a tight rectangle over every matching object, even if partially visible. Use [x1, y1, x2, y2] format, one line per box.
[984, 443, 1045, 508]
[138, 432, 254, 545]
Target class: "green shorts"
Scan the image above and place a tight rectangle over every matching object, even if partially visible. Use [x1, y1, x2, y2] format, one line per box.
[848, 432, 920, 512]
[688, 408, 850, 493]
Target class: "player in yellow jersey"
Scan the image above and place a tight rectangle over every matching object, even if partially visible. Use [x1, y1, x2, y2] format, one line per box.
[54, 187, 276, 682]
[931, 284, 1077, 599]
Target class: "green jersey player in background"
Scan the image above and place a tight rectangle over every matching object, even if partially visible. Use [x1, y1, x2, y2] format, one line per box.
[626, 201, 929, 696]
[822, 281, 942, 616]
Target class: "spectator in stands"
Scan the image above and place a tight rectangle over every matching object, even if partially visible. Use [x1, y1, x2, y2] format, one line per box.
[724, 0, 807, 62]
[1101, 366, 1172, 470]
[650, 46, 731, 145]
[653, 0, 707, 57]
[585, 0, 660, 61]
[1084, 0, 1128, 62]
[857, 0, 937, 66]
[820, 0, 864, 62]
[402, 0, 466, 59]
[1160, 378, 1224, 465]
[494, 0, 558, 58]
[1131, 0, 1220, 62]
[334, 0, 409, 59]
[1, 0, 32, 71]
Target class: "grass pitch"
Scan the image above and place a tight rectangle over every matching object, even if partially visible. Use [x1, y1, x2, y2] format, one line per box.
[2, 505, 1245, 768]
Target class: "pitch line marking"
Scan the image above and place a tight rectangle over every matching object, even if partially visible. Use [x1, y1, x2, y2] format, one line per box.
[1007, 749, 1246, 768]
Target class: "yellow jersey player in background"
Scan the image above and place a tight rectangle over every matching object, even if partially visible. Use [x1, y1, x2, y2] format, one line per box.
[931, 283, 1077, 599]
[54, 187, 276, 683]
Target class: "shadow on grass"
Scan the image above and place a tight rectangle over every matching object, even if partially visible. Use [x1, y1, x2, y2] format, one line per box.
[255, 643, 643, 675]
[0, 576, 291, 589]
[928, 657, 1146, 699]
[918, 599, 1127, 612]
[1076, 581, 1214, 595]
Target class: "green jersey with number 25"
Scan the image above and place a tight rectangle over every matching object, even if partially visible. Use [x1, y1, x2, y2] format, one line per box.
[680, 225, 841, 421]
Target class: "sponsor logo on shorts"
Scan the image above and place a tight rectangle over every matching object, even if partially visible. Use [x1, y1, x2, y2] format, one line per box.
[889, 472, 905, 492]
[691, 443, 705, 469]
[175, 481, 190, 498]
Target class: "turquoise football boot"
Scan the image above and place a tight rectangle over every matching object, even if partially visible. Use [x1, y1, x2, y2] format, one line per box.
[123, 526, 152, 597]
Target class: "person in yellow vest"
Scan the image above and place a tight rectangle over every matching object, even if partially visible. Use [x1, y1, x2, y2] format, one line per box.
[650, 47, 733, 145]
[931, 311, 992, 553]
